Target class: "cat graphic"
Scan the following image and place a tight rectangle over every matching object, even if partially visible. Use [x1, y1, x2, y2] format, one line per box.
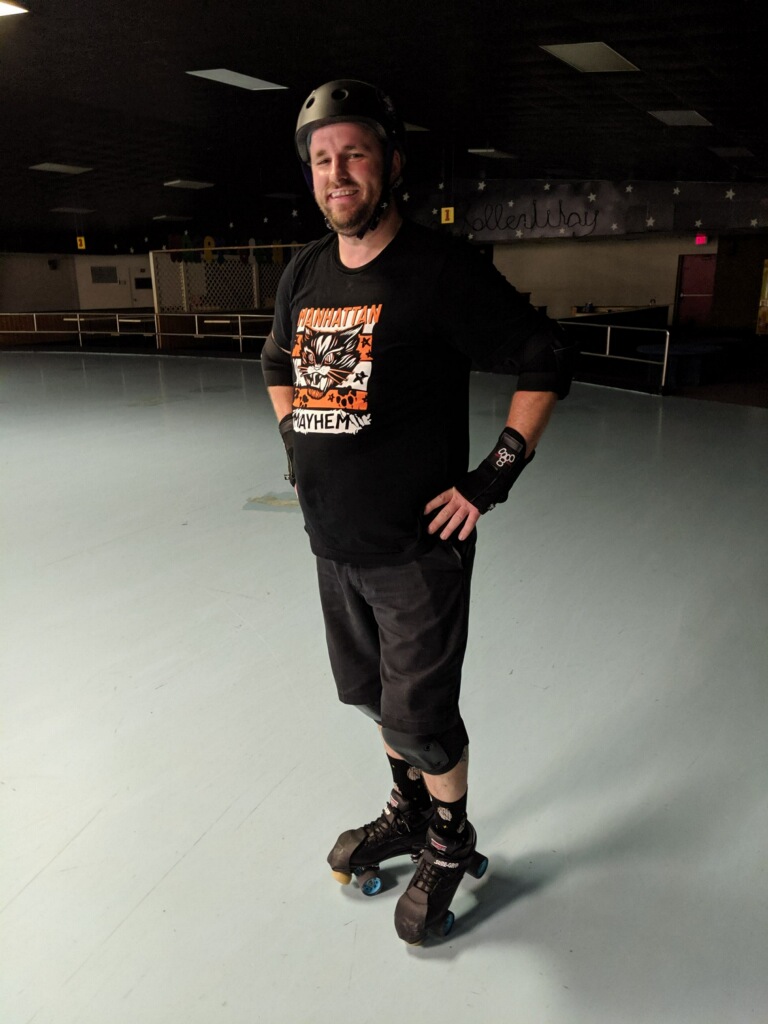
[298, 323, 364, 399]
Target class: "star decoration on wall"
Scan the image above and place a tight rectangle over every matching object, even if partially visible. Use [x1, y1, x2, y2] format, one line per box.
[673, 187, 681, 195]
[432, 208, 438, 215]
[725, 189, 736, 200]
[543, 183, 551, 191]
[478, 181, 487, 191]
[515, 229, 523, 238]
[467, 233, 474, 240]
[625, 184, 634, 193]
[611, 223, 619, 231]
[263, 217, 269, 223]
[402, 192, 410, 202]
[751, 219, 758, 227]
[559, 227, 566, 234]
[695, 219, 703, 227]
[292, 209, 298, 218]
[438, 182, 445, 190]
[646, 216, 655, 227]
[507, 200, 515, 207]
[588, 193, 597, 203]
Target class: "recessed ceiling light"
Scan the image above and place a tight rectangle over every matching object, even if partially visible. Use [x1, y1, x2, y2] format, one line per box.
[709, 146, 754, 158]
[540, 42, 638, 73]
[648, 110, 712, 126]
[164, 179, 214, 189]
[30, 162, 93, 174]
[186, 69, 287, 91]
[468, 148, 517, 159]
[50, 207, 96, 214]
[0, 2, 28, 16]
[152, 214, 193, 221]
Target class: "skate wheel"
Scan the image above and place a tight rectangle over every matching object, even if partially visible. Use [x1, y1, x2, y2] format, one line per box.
[468, 853, 489, 879]
[353, 866, 382, 896]
[438, 911, 455, 937]
[331, 870, 352, 886]
[360, 874, 382, 897]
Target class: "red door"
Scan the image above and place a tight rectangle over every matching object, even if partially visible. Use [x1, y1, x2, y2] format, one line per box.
[676, 254, 717, 327]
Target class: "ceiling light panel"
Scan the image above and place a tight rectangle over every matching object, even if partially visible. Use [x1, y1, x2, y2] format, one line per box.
[648, 110, 712, 126]
[468, 148, 517, 159]
[186, 69, 287, 91]
[0, 2, 28, 15]
[164, 179, 214, 189]
[50, 207, 95, 214]
[30, 162, 93, 174]
[540, 42, 639, 73]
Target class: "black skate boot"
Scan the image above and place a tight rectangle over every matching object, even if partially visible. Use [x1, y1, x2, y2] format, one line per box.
[327, 789, 432, 897]
[394, 821, 488, 943]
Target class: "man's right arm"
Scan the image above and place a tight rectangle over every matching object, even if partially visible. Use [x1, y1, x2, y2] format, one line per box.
[261, 331, 296, 484]
[267, 384, 294, 422]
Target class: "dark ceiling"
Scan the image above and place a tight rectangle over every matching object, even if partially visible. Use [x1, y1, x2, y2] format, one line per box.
[1, 0, 765, 252]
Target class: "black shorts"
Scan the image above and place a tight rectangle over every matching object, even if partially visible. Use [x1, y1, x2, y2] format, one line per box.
[315, 534, 476, 734]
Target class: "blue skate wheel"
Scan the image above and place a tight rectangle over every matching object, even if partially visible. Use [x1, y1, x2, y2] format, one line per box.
[472, 855, 489, 879]
[360, 875, 382, 897]
[439, 911, 455, 937]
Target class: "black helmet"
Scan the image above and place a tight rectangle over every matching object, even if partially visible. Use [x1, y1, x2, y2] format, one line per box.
[295, 79, 405, 166]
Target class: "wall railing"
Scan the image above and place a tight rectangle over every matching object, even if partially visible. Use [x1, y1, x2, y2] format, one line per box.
[1, 310, 673, 391]
[556, 319, 671, 390]
[0, 311, 274, 354]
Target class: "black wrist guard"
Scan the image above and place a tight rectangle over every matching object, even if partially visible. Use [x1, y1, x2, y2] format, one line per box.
[457, 426, 534, 513]
[278, 412, 296, 487]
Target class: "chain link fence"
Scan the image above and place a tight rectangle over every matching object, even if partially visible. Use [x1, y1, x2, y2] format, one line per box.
[150, 244, 302, 314]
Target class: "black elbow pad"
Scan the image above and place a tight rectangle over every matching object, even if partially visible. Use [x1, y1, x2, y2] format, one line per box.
[261, 331, 293, 387]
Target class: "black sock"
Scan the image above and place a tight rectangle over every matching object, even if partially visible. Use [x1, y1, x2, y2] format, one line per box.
[430, 790, 468, 839]
[387, 755, 430, 809]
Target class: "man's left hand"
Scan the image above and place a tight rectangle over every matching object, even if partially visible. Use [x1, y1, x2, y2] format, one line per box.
[424, 488, 481, 541]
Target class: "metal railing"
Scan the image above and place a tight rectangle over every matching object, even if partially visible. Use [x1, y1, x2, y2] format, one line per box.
[0, 310, 274, 354]
[2, 309, 673, 390]
[557, 319, 671, 390]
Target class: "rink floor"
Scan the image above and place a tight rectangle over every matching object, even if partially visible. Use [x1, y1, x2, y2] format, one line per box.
[2, 350, 767, 1024]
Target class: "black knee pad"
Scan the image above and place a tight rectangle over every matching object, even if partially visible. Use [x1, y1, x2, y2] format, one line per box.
[381, 719, 468, 775]
[354, 702, 382, 724]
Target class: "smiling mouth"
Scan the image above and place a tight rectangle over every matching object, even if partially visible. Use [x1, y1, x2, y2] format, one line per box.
[328, 188, 358, 200]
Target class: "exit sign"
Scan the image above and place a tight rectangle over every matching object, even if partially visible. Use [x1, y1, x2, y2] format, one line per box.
[695, 234, 708, 245]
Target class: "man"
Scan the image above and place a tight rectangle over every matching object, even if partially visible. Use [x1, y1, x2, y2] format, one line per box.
[261, 80, 573, 944]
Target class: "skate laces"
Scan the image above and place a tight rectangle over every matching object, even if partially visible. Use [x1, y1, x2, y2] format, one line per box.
[412, 833, 465, 892]
[363, 801, 426, 844]
[362, 803, 405, 844]
[412, 851, 459, 893]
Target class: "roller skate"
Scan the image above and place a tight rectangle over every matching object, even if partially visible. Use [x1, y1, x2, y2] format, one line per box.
[394, 821, 488, 943]
[327, 789, 432, 897]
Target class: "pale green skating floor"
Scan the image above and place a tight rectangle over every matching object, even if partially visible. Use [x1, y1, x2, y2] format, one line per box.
[2, 351, 766, 1024]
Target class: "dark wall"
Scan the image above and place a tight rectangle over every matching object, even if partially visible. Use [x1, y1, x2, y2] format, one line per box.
[711, 235, 768, 331]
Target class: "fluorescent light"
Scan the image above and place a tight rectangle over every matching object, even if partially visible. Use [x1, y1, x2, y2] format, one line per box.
[50, 207, 95, 214]
[0, 2, 28, 15]
[709, 146, 754, 158]
[187, 69, 287, 91]
[30, 162, 93, 174]
[540, 42, 638, 73]
[468, 148, 517, 159]
[152, 214, 193, 222]
[164, 179, 214, 189]
[648, 110, 712, 126]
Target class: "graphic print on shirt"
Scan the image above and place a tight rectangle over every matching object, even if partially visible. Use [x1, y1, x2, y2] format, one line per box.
[292, 305, 380, 434]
